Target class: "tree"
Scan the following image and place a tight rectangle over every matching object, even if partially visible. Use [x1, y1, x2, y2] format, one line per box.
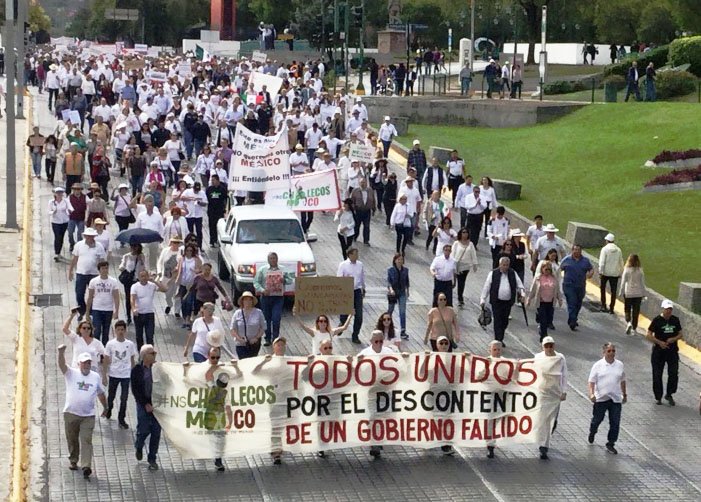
[29, 5, 52, 33]
[638, 4, 679, 45]
[672, 0, 701, 34]
[593, 0, 640, 44]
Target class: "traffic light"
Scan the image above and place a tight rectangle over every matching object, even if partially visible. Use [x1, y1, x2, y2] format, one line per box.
[351, 5, 363, 28]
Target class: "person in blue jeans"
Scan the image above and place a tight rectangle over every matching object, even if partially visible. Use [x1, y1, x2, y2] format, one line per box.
[587, 342, 627, 455]
[387, 253, 410, 339]
[253, 252, 295, 346]
[86, 261, 120, 345]
[131, 345, 161, 470]
[560, 244, 593, 331]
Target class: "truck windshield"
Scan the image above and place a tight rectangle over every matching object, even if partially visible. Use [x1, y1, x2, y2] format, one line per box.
[236, 219, 305, 244]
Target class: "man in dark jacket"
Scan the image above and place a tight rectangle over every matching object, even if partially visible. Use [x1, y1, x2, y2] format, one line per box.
[206, 174, 228, 247]
[479, 257, 525, 346]
[624, 62, 641, 102]
[191, 114, 211, 156]
[131, 345, 161, 471]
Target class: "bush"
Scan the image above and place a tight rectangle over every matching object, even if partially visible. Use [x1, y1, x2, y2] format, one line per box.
[655, 70, 697, 98]
[601, 74, 627, 90]
[669, 36, 701, 77]
[645, 165, 701, 187]
[543, 79, 589, 95]
[603, 45, 669, 78]
[322, 69, 337, 92]
[652, 149, 701, 164]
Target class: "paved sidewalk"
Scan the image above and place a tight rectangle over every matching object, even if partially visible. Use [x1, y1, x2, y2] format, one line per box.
[0, 78, 31, 502]
[27, 88, 701, 501]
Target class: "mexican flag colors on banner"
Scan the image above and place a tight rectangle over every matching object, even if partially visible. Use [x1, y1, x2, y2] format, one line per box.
[195, 45, 211, 62]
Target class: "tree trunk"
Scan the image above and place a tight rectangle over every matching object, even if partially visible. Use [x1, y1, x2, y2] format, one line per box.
[524, 3, 539, 66]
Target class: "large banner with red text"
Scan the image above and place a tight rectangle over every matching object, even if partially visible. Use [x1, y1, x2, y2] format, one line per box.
[152, 354, 563, 459]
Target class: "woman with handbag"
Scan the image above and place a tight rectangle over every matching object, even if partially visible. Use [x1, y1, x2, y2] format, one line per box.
[451, 228, 478, 309]
[387, 253, 410, 340]
[111, 183, 135, 232]
[424, 293, 460, 351]
[230, 291, 265, 359]
[118, 243, 146, 325]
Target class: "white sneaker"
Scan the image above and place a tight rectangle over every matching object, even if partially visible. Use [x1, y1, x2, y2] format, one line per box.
[625, 323, 633, 335]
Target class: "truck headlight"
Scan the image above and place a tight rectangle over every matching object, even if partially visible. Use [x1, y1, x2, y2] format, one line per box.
[237, 264, 256, 276]
[298, 262, 316, 274]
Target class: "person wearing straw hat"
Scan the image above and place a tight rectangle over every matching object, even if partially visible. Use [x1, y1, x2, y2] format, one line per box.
[92, 217, 114, 259]
[533, 223, 565, 262]
[230, 291, 265, 359]
[58, 345, 107, 479]
[534, 336, 568, 460]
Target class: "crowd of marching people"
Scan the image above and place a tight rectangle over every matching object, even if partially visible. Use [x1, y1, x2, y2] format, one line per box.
[33, 46, 690, 479]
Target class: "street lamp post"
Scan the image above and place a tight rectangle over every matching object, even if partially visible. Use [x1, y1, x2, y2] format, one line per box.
[356, 0, 365, 94]
[469, 0, 475, 72]
[4, 1, 19, 229]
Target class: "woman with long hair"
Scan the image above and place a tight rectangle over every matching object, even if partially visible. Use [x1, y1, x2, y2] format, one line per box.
[375, 312, 400, 348]
[292, 309, 352, 355]
[480, 176, 497, 238]
[619, 254, 646, 335]
[451, 228, 478, 309]
[334, 198, 356, 259]
[527, 260, 563, 342]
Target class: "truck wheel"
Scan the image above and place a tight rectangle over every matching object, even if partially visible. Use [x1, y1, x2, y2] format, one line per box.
[218, 251, 230, 281]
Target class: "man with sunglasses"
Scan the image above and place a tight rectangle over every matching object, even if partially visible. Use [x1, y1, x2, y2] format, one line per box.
[131, 344, 162, 470]
[587, 343, 627, 455]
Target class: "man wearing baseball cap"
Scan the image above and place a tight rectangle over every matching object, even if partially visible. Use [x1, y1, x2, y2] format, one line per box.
[58, 345, 107, 479]
[646, 299, 683, 406]
[534, 336, 568, 460]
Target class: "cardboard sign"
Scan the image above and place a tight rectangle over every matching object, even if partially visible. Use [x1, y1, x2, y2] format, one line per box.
[29, 136, 46, 147]
[349, 142, 375, 163]
[252, 51, 268, 64]
[123, 59, 145, 71]
[294, 276, 354, 315]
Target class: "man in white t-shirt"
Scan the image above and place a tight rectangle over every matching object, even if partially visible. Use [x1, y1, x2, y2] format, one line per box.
[182, 182, 208, 250]
[102, 320, 137, 429]
[289, 144, 310, 175]
[135, 195, 164, 271]
[130, 270, 167, 349]
[304, 122, 323, 165]
[68, 227, 107, 320]
[86, 260, 121, 345]
[58, 345, 106, 479]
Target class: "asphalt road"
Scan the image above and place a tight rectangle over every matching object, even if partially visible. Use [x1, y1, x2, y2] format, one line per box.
[26, 90, 701, 502]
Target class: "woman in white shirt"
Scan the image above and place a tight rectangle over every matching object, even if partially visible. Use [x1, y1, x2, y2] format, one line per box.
[111, 183, 134, 232]
[195, 144, 216, 186]
[347, 159, 363, 195]
[174, 243, 203, 327]
[334, 198, 356, 259]
[48, 186, 71, 260]
[62, 312, 105, 373]
[183, 302, 227, 362]
[93, 218, 114, 259]
[336, 147, 351, 195]
[118, 243, 146, 324]
[451, 228, 478, 308]
[433, 217, 457, 257]
[389, 193, 414, 256]
[292, 308, 352, 355]
[163, 131, 185, 173]
[155, 147, 176, 188]
[162, 206, 189, 242]
[480, 176, 498, 238]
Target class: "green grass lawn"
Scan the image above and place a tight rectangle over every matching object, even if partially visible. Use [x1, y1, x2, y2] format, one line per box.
[397, 103, 701, 300]
[545, 88, 700, 103]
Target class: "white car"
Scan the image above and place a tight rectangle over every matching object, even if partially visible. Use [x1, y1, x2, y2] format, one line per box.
[217, 206, 317, 301]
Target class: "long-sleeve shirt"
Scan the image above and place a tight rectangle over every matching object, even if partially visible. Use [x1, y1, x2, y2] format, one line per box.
[598, 243, 624, 277]
[253, 264, 295, 295]
[337, 260, 365, 290]
[618, 267, 646, 298]
[534, 351, 568, 392]
[480, 269, 525, 304]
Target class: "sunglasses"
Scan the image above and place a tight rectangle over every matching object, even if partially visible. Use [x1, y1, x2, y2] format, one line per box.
[210, 356, 221, 360]
[372, 340, 383, 344]
[321, 346, 332, 350]
[438, 341, 450, 346]
[544, 344, 554, 348]
[606, 350, 616, 353]
[318, 319, 328, 324]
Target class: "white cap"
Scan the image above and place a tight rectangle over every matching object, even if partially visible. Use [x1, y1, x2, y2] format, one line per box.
[661, 299, 674, 309]
[383, 115, 390, 121]
[118, 183, 129, 189]
[604, 233, 615, 242]
[412, 139, 420, 146]
[77, 352, 92, 363]
[82, 227, 98, 236]
[541, 336, 555, 346]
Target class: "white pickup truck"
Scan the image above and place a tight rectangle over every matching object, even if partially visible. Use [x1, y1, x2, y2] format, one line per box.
[217, 206, 317, 301]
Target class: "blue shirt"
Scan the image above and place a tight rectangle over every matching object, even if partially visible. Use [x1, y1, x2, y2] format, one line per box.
[121, 85, 136, 103]
[560, 254, 592, 287]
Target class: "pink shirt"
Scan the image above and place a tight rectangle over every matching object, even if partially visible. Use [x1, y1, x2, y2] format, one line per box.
[539, 275, 556, 302]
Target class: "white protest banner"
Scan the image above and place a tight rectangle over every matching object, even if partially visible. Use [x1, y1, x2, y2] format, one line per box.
[349, 142, 375, 163]
[252, 51, 268, 64]
[61, 109, 81, 125]
[177, 61, 192, 78]
[148, 71, 168, 83]
[152, 354, 562, 459]
[249, 70, 283, 104]
[134, 43, 148, 54]
[229, 124, 291, 191]
[265, 170, 341, 212]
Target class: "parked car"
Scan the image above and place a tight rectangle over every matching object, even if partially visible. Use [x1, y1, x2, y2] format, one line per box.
[217, 206, 317, 302]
